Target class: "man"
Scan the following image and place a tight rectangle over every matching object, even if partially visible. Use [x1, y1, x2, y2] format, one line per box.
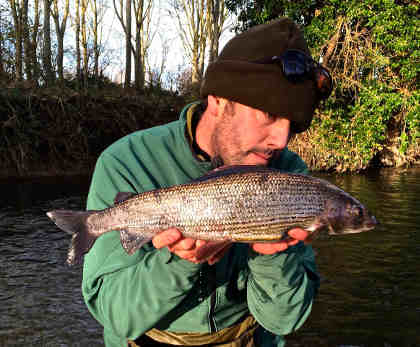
[82, 17, 332, 347]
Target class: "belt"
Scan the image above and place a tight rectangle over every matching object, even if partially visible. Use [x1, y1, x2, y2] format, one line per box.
[128, 315, 258, 347]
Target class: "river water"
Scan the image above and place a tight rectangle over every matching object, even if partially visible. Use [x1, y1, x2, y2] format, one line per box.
[1, 168, 419, 347]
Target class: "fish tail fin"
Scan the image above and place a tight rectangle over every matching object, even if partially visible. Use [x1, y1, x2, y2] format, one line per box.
[46, 210, 96, 266]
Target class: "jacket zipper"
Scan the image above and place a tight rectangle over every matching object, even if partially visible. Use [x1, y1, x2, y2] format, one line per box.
[209, 290, 217, 333]
[199, 264, 217, 333]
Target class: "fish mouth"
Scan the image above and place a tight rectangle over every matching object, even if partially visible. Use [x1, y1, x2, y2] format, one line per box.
[337, 222, 378, 234]
[362, 215, 379, 231]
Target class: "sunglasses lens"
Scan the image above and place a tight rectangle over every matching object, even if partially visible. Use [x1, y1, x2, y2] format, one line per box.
[253, 50, 333, 100]
[281, 50, 312, 83]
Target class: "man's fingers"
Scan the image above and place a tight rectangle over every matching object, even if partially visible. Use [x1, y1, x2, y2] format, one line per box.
[173, 250, 203, 263]
[152, 228, 182, 249]
[251, 228, 309, 255]
[288, 228, 308, 241]
[252, 242, 288, 254]
[168, 238, 196, 251]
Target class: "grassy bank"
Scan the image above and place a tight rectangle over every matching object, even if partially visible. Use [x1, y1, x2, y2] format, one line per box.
[0, 86, 185, 178]
[1, 87, 419, 178]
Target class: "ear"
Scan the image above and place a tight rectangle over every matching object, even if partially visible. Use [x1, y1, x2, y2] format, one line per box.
[207, 95, 228, 117]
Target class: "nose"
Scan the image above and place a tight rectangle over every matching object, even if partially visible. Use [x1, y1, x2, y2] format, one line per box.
[267, 118, 291, 150]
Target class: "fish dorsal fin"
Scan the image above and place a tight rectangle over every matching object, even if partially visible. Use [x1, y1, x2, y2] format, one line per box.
[194, 165, 275, 182]
[114, 192, 137, 205]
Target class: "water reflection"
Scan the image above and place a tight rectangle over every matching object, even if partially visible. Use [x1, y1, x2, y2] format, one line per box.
[1, 168, 420, 346]
[286, 168, 420, 347]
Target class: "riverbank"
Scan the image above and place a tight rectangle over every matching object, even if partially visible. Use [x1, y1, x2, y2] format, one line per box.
[1, 86, 418, 179]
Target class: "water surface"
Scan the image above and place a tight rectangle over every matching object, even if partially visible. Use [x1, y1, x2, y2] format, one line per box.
[1, 168, 419, 347]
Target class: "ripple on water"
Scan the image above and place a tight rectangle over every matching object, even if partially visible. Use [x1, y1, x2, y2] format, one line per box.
[1, 169, 420, 346]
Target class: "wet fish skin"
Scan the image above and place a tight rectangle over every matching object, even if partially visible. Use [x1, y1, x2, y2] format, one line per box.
[46, 165, 377, 265]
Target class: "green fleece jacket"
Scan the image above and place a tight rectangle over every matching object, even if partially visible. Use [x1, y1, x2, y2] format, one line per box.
[82, 103, 320, 347]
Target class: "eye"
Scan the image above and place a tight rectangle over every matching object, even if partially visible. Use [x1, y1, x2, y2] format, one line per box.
[256, 112, 276, 124]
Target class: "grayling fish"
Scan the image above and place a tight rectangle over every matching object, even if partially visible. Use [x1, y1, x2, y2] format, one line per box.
[46, 165, 377, 265]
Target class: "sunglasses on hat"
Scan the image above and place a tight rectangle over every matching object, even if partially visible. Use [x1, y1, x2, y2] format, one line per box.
[253, 49, 333, 100]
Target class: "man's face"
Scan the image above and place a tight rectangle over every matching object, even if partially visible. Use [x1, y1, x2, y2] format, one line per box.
[210, 100, 292, 166]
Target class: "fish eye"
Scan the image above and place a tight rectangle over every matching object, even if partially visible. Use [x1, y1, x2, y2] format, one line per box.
[351, 207, 362, 217]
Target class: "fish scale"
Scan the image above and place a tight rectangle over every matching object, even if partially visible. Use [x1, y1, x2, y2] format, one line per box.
[46, 165, 377, 265]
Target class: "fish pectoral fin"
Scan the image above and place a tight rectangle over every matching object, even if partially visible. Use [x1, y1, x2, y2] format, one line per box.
[195, 240, 232, 262]
[120, 229, 153, 255]
[114, 192, 137, 205]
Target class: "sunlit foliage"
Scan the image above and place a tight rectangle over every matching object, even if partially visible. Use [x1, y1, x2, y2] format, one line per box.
[227, 0, 419, 171]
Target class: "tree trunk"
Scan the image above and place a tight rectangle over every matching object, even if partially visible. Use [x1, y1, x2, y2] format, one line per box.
[171, 0, 209, 86]
[207, 0, 226, 64]
[42, 0, 54, 84]
[125, 0, 132, 87]
[91, 0, 99, 78]
[30, 0, 41, 82]
[75, 0, 81, 85]
[133, 0, 153, 89]
[8, 0, 24, 80]
[114, 0, 155, 88]
[81, 0, 88, 83]
[52, 0, 70, 82]
[22, 0, 32, 80]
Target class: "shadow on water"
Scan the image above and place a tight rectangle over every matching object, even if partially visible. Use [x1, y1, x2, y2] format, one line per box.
[1, 168, 420, 346]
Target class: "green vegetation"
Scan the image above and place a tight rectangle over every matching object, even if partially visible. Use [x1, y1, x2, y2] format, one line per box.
[228, 0, 419, 171]
[0, 84, 185, 177]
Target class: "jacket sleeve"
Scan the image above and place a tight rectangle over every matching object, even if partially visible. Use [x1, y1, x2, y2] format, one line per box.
[247, 241, 319, 336]
[82, 153, 201, 344]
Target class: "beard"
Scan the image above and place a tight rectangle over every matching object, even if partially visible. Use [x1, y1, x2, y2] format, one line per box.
[209, 101, 281, 167]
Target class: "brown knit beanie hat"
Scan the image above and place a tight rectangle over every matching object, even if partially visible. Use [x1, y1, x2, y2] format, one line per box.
[201, 18, 318, 133]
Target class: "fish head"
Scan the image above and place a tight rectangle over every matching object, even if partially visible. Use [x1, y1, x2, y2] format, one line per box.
[322, 194, 378, 235]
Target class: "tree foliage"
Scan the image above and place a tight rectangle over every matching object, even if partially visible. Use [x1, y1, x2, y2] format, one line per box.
[227, 0, 419, 171]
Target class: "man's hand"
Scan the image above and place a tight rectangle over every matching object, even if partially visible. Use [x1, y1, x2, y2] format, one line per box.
[251, 228, 309, 255]
[153, 227, 308, 264]
[152, 228, 231, 265]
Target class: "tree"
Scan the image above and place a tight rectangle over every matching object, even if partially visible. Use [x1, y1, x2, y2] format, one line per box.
[42, 0, 55, 84]
[113, 0, 154, 88]
[80, 0, 89, 81]
[112, 0, 132, 86]
[8, 0, 27, 80]
[27, 0, 41, 82]
[89, 0, 107, 78]
[170, 0, 209, 85]
[207, 0, 228, 64]
[51, 0, 70, 82]
[74, 0, 82, 83]
[132, 0, 154, 89]
[124, 0, 131, 86]
[0, 4, 16, 80]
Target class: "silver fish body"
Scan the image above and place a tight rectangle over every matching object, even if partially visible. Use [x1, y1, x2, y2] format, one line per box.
[47, 165, 377, 265]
